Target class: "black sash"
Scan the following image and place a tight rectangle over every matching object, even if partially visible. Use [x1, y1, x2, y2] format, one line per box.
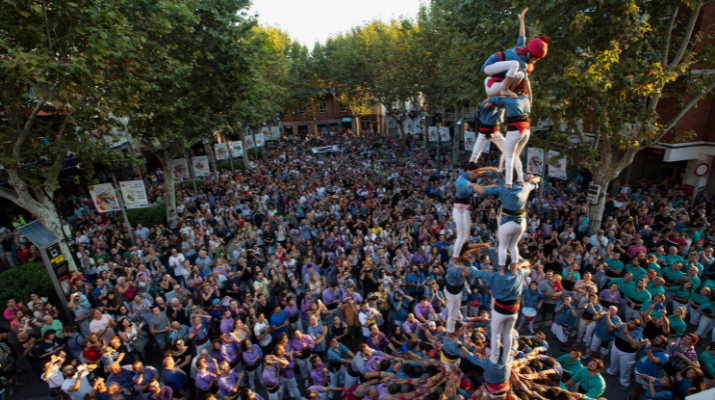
[446, 282, 463, 295]
[507, 115, 530, 123]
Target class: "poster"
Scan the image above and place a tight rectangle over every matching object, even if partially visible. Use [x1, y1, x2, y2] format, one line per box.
[547, 150, 568, 180]
[439, 127, 450, 142]
[119, 180, 149, 209]
[172, 158, 190, 180]
[527, 148, 544, 175]
[254, 132, 265, 147]
[271, 126, 281, 140]
[311, 145, 343, 154]
[413, 121, 421, 134]
[230, 141, 244, 157]
[464, 131, 476, 151]
[192, 155, 210, 177]
[245, 136, 255, 150]
[214, 143, 229, 160]
[89, 183, 121, 212]
[428, 126, 438, 142]
[403, 120, 414, 134]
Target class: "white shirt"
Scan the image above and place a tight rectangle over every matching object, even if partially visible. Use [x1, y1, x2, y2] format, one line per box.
[89, 314, 115, 343]
[41, 364, 65, 388]
[169, 254, 186, 276]
[254, 321, 272, 346]
[61, 370, 91, 400]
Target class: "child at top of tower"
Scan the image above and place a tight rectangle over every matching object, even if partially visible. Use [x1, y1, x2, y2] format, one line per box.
[481, 8, 549, 100]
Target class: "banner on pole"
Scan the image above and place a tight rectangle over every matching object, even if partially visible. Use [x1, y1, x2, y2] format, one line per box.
[89, 183, 121, 212]
[255, 133, 265, 148]
[403, 120, 414, 134]
[439, 127, 450, 142]
[270, 126, 281, 140]
[547, 150, 568, 180]
[119, 180, 149, 209]
[464, 131, 475, 151]
[172, 158, 190, 180]
[413, 121, 421, 134]
[527, 148, 544, 175]
[245, 136, 255, 150]
[192, 155, 210, 177]
[428, 127, 438, 142]
[215, 143, 229, 160]
[230, 141, 244, 157]
[311, 145, 343, 154]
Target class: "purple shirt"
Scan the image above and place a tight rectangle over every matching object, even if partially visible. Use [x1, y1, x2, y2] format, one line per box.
[242, 344, 263, 366]
[220, 318, 234, 335]
[365, 355, 386, 373]
[310, 367, 329, 385]
[218, 371, 241, 396]
[366, 333, 390, 352]
[290, 335, 316, 355]
[402, 320, 421, 334]
[342, 292, 363, 303]
[195, 364, 218, 391]
[361, 384, 389, 400]
[322, 288, 342, 304]
[220, 337, 241, 364]
[304, 385, 327, 400]
[147, 386, 174, 400]
[414, 303, 435, 319]
[440, 307, 462, 320]
[262, 364, 280, 387]
[285, 304, 299, 319]
[279, 356, 296, 379]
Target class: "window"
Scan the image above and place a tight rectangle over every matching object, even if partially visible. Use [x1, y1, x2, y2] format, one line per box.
[299, 106, 306, 114]
[319, 101, 328, 113]
[339, 102, 348, 113]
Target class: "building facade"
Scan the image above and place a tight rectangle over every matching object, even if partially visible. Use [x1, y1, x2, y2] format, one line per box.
[280, 94, 386, 136]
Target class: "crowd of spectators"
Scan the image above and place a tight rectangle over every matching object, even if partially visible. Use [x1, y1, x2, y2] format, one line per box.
[1, 131, 715, 400]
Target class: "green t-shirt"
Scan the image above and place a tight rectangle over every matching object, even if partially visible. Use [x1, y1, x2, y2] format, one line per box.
[556, 353, 584, 374]
[626, 265, 648, 282]
[699, 350, 715, 376]
[668, 316, 686, 336]
[613, 278, 636, 296]
[625, 288, 652, 305]
[646, 262, 662, 276]
[662, 267, 684, 283]
[645, 283, 665, 298]
[665, 254, 685, 267]
[572, 367, 606, 400]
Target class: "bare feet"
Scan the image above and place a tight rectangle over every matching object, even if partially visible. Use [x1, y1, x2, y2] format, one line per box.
[500, 89, 518, 98]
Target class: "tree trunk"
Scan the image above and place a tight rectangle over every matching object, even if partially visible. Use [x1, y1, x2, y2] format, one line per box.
[355, 116, 361, 137]
[157, 151, 177, 219]
[241, 130, 250, 170]
[423, 116, 429, 150]
[587, 170, 614, 236]
[452, 106, 464, 165]
[203, 141, 219, 181]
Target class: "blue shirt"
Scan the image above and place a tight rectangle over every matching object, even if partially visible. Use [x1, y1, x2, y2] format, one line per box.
[270, 310, 289, 337]
[594, 314, 621, 341]
[487, 95, 531, 119]
[161, 368, 188, 395]
[455, 171, 474, 200]
[472, 268, 529, 301]
[554, 301, 576, 328]
[479, 103, 505, 127]
[392, 298, 410, 322]
[522, 288, 545, 308]
[484, 359, 510, 385]
[482, 35, 528, 73]
[327, 343, 350, 364]
[445, 263, 481, 288]
[635, 347, 669, 378]
[483, 183, 535, 213]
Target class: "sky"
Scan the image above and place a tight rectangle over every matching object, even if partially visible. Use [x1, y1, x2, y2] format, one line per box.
[249, 0, 423, 48]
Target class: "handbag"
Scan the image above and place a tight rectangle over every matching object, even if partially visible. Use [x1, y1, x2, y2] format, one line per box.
[130, 331, 151, 353]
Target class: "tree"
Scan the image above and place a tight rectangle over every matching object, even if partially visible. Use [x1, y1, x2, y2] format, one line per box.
[126, 0, 263, 214]
[428, 0, 715, 233]
[0, 0, 163, 270]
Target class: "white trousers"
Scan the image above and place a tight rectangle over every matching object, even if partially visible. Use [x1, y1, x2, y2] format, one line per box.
[344, 373, 360, 389]
[470, 132, 506, 166]
[691, 309, 703, 326]
[452, 207, 471, 258]
[329, 366, 345, 388]
[490, 310, 518, 365]
[446, 290, 463, 333]
[283, 377, 301, 399]
[266, 386, 284, 400]
[483, 60, 520, 78]
[589, 335, 610, 355]
[246, 365, 263, 390]
[625, 304, 640, 321]
[606, 345, 638, 387]
[498, 219, 526, 266]
[504, 130, 530, 186]
[295, 357, 311, 380]
[484, 73, 526, 96]
[577, 319, 597, 348]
